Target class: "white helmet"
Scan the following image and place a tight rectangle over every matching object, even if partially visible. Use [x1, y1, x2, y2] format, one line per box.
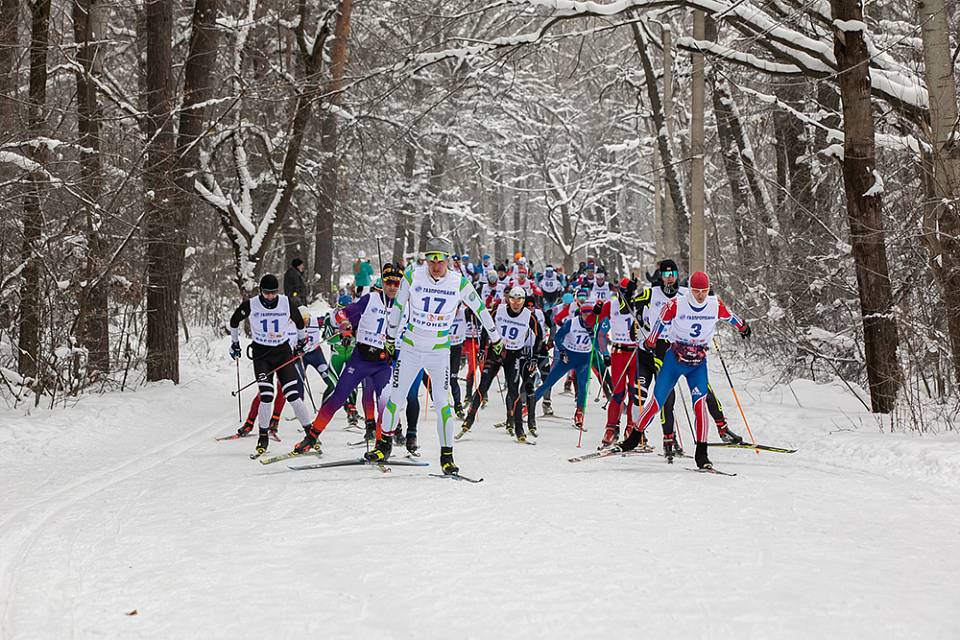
[508, 286, 526, 299]
[358, 250, 367, 259]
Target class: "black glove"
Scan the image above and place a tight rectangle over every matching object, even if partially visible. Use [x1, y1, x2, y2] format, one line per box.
[230, 342, 241, 360]
[602, 354, 611, 369]
[592, 301, 603, 315]
[294, 337, 309, 355]
[739, 322, 752, 340]
[560, 351, 570, 364]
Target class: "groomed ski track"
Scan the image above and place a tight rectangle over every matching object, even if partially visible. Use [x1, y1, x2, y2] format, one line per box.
[2, 355, 959, 639]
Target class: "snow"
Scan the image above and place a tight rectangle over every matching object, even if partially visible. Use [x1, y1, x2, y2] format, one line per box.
[864, 169, 884, 197]
[2, 333, 960, 638]
[832, 19, 866, 32]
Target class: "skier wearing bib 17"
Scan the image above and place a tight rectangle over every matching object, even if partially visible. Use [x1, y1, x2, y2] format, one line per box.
[364, 238, 504, 475]
[617, 272, 752, 469]
[228, 274, 312, 457]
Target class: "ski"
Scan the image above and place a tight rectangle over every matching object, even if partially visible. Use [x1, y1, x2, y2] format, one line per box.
[454, 428, 471, 441]
[621, 446, 655, 456]
[259, 448, 321, 466]
[215, 433, 250, 441]
[687, 467, 737, 477]
[516, 439, 536, 446]
[492, 421, 506, 429]
[571, 423, 588, 433]
[568, 448, 620, 463]
[707, 442, 797, 454]
[289, 457, 429, 472]
[347, 440, 373, 447]
[249, 450, 267, 460]
[269, 432, 282, 443]
[405, 450, 421, 458]
[429, 473, 483, 483]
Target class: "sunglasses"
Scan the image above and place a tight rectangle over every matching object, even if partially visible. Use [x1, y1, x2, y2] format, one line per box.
[383, 278, 401, 285]
[425, 252, 448, 262]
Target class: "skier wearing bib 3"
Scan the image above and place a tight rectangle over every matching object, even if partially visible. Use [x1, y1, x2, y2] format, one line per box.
[364, 238, 504, 475]
[617, 272, 752, 469]
[229, 274, 313, 457]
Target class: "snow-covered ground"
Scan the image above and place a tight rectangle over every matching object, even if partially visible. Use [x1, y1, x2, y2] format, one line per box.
[2, 337, 960, 639]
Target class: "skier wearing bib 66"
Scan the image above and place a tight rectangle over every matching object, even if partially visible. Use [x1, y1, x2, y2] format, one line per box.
[616, 271, 752, 470]
[364, 238, 504, 475]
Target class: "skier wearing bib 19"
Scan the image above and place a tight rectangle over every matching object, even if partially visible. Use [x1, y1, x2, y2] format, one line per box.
[458, 286, 544, 442]
[617, 272, 752, 469]
[229, 274, 312, 457]
[364, 238, 504, 475]
[291, 264, 403, 455]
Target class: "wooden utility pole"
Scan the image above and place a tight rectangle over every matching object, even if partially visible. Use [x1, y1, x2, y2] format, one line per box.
[689, 11, 706, 273]
[659, 25, 677, 260]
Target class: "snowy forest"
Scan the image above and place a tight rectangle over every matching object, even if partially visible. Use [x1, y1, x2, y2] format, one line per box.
[1, 0, 958, 426]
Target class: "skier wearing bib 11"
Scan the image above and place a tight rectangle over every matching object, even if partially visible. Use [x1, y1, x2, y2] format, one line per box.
[228, 274, 312, 457]
[364, 238, 504, 475]
[616, 272, 752, 469]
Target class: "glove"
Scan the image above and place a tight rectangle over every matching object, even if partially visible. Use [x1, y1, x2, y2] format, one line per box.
[492, 340, 505, 356]
[560, 351, 570, 364]
[338, 321, 354, 338]
[739, 322, 752, 340]
[592, 301, 603, 315]
[384, 337, 396, 356]
[294, 337, 309, 355]
[602, 354, 611, 369]
[526, 359, 538, 374]
[230, 342, 241, 360]
[643, 338, 656, 352]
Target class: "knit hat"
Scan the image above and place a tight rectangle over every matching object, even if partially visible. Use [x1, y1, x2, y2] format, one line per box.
[689, 271, 710, 290]
[259, 274, 279, 292]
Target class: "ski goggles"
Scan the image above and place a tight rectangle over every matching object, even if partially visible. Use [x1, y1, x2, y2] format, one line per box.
[660, 270, 678, 278]
[425, 252, 448, 262]
[383, 276, 402, 285]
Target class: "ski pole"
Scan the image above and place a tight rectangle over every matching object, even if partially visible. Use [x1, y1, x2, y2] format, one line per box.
[676, 383, 697, 446]
[235, 358, 243, 420]
[303, 365, 317, 413]
[713, 338, 758, 451]
[231, 351, 305, 396]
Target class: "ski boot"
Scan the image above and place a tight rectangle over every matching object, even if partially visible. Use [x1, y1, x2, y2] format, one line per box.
[662, 433, 676, 464]
[346, 403, 360, 428]
[394, 428, 405, 447]
[617, 425, 645, 452]
[600, 425, 619, 449]
[363, 435, 393, 462]
[541, 400, 553, 416]
[268, 415, 280, 439]
[293, 428, 322, 454]
[236, 421, 254, 437]
[674, 442, 685, 457]
[481, 397, 489, 409]
[440, 446, 459, 475]
[573, 407, 585, 431]
[517, 433, 528, 444]
[528, 422, 538, 438]
[406, 432, 419, 455]
[255, 429, 270, 456]
[717, 420, 743, 444]
[363, 419, 377, 442]
[695, 442, 712, 469]
[506, 423, 515, 437]
[457, 414, 474, 438]
[454, 404, 465, 420]
[563, 379, 573, 395]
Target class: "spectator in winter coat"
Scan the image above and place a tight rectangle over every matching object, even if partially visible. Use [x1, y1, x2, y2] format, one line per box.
[354, 250, 374, 292]
[284, 258, 307, 302]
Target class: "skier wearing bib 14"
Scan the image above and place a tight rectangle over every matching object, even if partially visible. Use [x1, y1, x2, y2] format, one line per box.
[364, 238, 504, 475]
[616, 271, 752, 469]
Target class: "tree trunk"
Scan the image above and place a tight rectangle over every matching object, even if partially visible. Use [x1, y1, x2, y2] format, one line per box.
[18, 0, 51, 381]
[393, 142, 417, 260]
[830, 0, 901, 412]
[631, 20, 689, 266]
[917, 0, 960, 385]
[73, 0, 110, 375]
[418, 133, 449, 251]
[313, 0, 353, 301]
[493, 161, 506, 260]
[143, 0, 179, 382]
[0, 0, 17, 133]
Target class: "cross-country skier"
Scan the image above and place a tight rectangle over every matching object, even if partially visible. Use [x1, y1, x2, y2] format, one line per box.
[595, 278, 642, 448]
[364, 238, 504, 474]
[229, 274, 312, 457]
[616, 271, 751, 469]
[534, 301, 599, 431]
[458, 286, 544, 442]
[291, 265, 404, 455]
